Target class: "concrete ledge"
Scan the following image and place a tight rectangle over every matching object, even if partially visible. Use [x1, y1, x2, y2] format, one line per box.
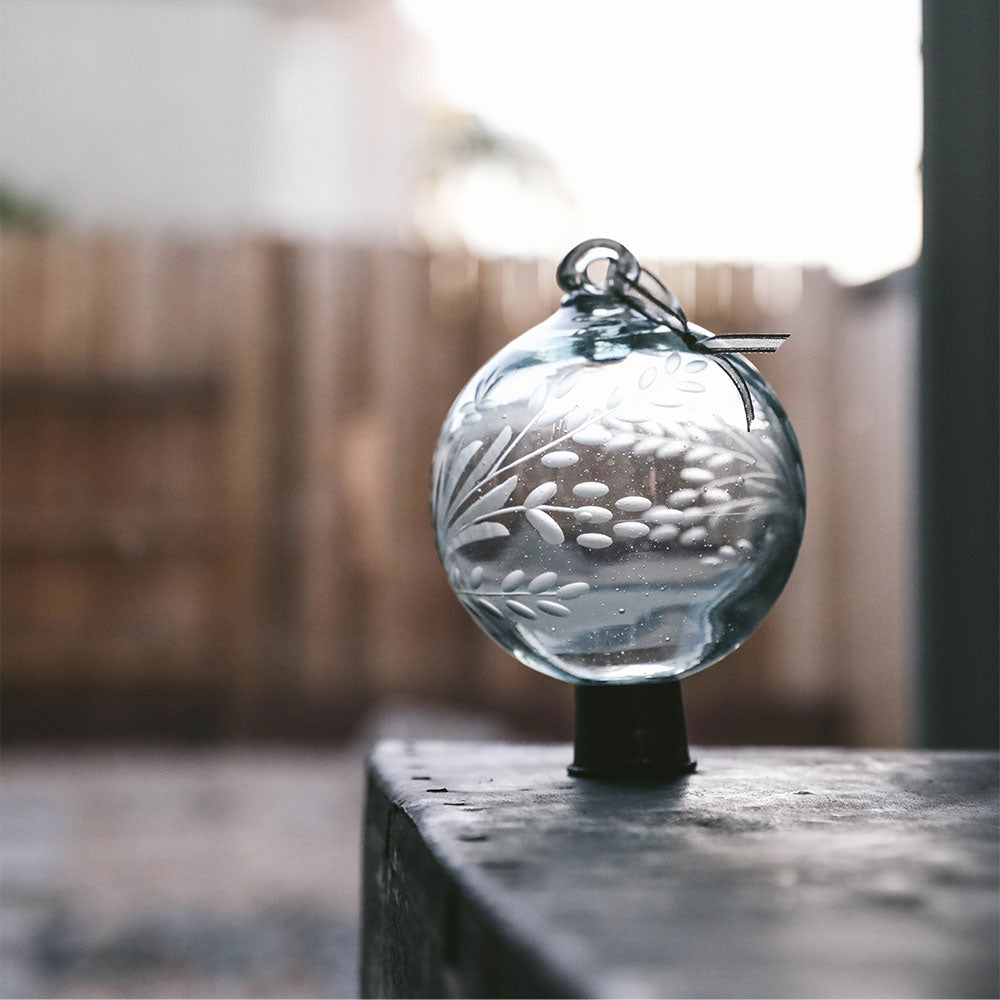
[362, 741, 999, 999]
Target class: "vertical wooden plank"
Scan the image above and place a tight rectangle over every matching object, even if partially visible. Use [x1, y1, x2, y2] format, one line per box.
[693, 262, 733, 330]
[365, 244, 417, 696]
[727, 264, 764, 328]
[663, 260, 698, 317]
[293, 242, 369, 710]
[30, 234, 95, 520]
[366, 246, 475, 700]
[87, 233, 121, 380]
[474, 256, 522, 363]
[117, 235, 161, 376]
[754, 267, 843, 716]
[833, 276, 916, 746]
[219, 238, 322, 733]
[219, 238, 280, 731]
[90, 238, 158, 693]
[752, 264, 805, 319]
[260, 242, 307, 719]
[150, 238, 221, 376]
[0, 230, 47, 373]
[36, 232, 99, 375]
[190, 239, 231, 720]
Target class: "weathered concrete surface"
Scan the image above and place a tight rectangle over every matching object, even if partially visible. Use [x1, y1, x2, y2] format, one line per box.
[362, 742, 999, 999]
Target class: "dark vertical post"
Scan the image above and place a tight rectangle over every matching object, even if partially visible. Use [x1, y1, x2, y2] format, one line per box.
[919, 1, 999, 747]
[569, 681, 696, 780]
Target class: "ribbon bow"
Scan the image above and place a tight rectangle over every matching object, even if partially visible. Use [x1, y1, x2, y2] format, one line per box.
[556, 239, 789, 431]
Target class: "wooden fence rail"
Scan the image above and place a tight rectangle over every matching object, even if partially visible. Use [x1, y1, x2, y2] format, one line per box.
[0, 231, 915, 744]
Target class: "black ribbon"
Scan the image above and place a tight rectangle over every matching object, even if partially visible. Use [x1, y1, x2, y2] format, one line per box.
[618, 266, 788, 431]
[557, 239, 789, 431]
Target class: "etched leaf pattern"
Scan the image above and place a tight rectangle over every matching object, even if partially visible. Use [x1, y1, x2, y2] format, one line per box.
[455, 567, 590, 623]
[452, 474, 518, 529]
[438, 439, 482, 514]
[450, 521, 510, 550]
[435, 353, 785, 625]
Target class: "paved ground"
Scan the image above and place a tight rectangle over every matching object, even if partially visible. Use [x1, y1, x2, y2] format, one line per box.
[0, 704, 508, 999]
[2, 748, 365, 998]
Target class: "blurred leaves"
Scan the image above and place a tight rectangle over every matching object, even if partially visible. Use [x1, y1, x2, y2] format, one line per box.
[0, 182, 55, 229]
[425, 111, 560, 186]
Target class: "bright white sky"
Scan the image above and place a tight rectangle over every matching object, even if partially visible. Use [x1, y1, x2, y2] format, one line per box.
[398, 0, 922, 284]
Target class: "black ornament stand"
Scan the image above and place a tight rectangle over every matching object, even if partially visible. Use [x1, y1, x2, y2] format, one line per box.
[569, 681, 697, 781]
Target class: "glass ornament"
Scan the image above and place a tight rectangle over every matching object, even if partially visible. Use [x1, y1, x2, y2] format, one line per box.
[431, 239, 805, 687]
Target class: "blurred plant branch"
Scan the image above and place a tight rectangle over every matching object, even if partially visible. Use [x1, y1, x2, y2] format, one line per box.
[0, 182, 56, 229]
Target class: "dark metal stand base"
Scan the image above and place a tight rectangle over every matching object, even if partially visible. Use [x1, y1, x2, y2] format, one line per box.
[569, 680, 696, 781]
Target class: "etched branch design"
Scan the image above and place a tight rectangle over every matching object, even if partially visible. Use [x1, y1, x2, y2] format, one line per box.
[434, 351, 783, 560]
[452, 566, 591, 622]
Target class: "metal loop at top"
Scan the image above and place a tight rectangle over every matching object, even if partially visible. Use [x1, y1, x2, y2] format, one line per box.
[556, 238, 640, 296]
[554, 238, 790, 431]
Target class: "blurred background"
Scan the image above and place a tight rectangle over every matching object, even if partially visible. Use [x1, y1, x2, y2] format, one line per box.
[0, 1, 995, 997]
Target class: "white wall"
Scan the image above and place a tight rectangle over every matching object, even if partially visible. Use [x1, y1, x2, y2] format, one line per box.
[0, 0, 423, 237]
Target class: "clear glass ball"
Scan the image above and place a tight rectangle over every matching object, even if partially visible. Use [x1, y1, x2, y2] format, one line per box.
[431, 291, 805, 685]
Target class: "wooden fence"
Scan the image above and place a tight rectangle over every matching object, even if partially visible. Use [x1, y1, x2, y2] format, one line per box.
[0, 231, 915, 744]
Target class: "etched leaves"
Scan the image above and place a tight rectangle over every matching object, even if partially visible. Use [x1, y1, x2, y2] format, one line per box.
[447, 473, 518, 552]
[524, 482, 557, 507]
[458, 567, 590, 622]
[437, 346, 773, 569]
[449, 521, 510, 550]
[435, 438, 481, 522]
[526, 508, 564, 544]
[439, 424, 516, 551]
[463, 425, 513, 504]
[651, 352, 711, 406]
